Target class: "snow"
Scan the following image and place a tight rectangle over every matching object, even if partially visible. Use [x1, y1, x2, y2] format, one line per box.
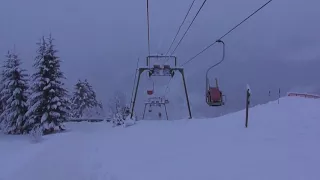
[41, 112, 48, 123]
[247, 84, 251, 94]
[13, 87, 21, 95]
[51, 104, 57, 109]
[43, 83, 51, 90]
[25, 100, 41, 117]
[1, 97, 320, 180]
[52, 96, 60, 102]
[49, 111, 60, 117]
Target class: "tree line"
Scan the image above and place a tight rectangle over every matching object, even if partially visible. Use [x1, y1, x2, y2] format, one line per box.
[0, 35, 131, 136]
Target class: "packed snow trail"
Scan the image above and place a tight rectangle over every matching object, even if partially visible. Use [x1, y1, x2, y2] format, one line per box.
[1, 97, 320, 180]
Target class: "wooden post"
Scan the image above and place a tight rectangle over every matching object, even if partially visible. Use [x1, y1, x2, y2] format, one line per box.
[245, 88, 251, 128]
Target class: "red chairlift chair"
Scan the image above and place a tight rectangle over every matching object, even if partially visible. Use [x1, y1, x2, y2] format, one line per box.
[206, 79, 225, 106]
[205, 40, 226, 107]
[147, 76, 155, 95]
[147, 90, 153, 95]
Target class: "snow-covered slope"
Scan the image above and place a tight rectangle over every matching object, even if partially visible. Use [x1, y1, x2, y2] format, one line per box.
[1, 97, 320, 180]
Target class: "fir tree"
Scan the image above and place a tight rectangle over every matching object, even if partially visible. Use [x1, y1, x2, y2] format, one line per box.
[0, 50, 29, 134]
[25, 35, 70, 135]
[0, 56, 8, 128]
[108, 91, 131, 126]
[71, 79, 103, 118]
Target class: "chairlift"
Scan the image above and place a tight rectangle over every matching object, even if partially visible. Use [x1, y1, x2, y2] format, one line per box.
[147, 90, 153, 95]
[206, 78, 226, 106]
[147, 77, 155, 95]
[205, 40, 226, 106]
[153, 64, 161, 75]
[163, 65, 174, 77]
[148, 64, 174, 77]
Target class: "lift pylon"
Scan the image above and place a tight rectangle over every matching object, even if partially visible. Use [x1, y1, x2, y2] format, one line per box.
[130, 55, 192, 119]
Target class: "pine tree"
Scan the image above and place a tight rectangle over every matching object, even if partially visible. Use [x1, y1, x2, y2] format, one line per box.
[0, 54, 9, 128]
[0, 79, 4, 118]
[25, 35, 70, 135]
[71, 79, 103, 118]
[112, 104, 131, 126]
[0, 50, 29, 134]
[108, 91, 131, 126]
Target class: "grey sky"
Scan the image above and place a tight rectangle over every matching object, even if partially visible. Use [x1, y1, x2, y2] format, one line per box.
[1, 0, 320, 119]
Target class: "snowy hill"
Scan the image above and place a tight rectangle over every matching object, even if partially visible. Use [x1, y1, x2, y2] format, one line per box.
[1, 97, 320, 180]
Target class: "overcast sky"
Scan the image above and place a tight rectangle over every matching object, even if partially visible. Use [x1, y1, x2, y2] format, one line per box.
[1, 0, 320, 119]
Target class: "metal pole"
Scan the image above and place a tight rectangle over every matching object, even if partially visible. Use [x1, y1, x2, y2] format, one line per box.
[146, 56, 149, 67]
[179, 69, 192, 119]
[245, 89, 250, 128]
[130, 68, 144, 119]
[205, 76, 209, 104]
[142, 104, 147, 119]
[164, 104, 169, 120]
[278, 88, 280, 104]
[130, 58, 140, 110]
[174, 56, 177, 66]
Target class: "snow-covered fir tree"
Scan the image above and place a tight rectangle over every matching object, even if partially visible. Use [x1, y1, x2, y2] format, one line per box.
[108, 91, 133, 126]
[25, 35, 70, 135]
[71, 79, 103, 118]
[0, 50, 29, 134]
[112, 104, 131, 126]
[0, 62, 7, 127]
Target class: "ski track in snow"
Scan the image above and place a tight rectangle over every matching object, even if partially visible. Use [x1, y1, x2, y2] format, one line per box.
[1, 97, 320, 180]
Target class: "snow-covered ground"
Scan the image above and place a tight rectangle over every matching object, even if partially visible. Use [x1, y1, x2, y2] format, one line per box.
[1, 97, 320, 180]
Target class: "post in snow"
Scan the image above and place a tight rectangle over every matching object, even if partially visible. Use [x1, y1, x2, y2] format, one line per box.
[245, 84, 251, 128]
[278, 88, 281, 104]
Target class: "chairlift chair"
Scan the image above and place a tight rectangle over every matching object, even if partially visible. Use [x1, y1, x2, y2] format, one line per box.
[205, 40, 226, 107]
[206, 78, 226, 106]
[163, 65, 174, 77]
[147, 77, 155, 95]
[147, 90, 153, 95]
[153, 64, 161, 75]
[148, 64, 174, 77]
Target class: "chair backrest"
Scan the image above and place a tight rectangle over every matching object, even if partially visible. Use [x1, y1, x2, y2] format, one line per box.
[209, 87, 221, 101]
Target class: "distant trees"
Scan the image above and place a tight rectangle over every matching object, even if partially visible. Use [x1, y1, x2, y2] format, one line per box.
[0, 34, 136, 135]
[0, 35, 71, 135]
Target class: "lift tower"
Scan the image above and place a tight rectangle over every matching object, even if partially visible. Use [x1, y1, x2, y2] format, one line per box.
[130, 55, 192, 119]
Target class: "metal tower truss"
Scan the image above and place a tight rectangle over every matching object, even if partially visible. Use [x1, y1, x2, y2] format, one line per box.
[130, 55, 192, 119]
